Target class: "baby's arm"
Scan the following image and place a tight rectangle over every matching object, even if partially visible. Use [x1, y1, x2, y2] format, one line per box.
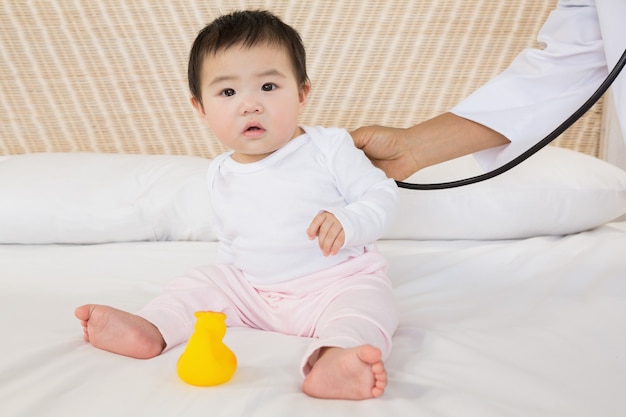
[305, 126, 399, 248]
[306, 211, 345, 256]
[325, 131, 399, 247]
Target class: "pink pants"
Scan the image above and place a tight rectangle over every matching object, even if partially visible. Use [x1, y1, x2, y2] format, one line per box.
[138, 251, 398, 376]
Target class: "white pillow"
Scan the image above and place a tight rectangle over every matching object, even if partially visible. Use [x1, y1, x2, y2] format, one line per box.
[384, 146, 626, 240]
[1, 147, 624, 244]
[0, 153, 215, 244]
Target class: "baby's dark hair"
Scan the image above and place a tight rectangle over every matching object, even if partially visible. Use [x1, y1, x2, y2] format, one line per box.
[188, 10, 309, 104]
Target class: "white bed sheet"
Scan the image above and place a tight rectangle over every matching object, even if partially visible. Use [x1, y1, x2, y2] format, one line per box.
[1, 222, 625, 417]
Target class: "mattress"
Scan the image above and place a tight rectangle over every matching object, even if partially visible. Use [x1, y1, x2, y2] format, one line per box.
[1, 222, 625, 417]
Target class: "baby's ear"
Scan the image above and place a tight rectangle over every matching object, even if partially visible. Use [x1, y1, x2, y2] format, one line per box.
[190, 96, 207, 118]
[299, 81, 311, 110]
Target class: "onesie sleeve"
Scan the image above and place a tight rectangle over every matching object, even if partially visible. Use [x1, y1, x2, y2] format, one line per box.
[308, 127, 399, 247]
[451, 0, 608, 170]
[206, 153, 235, 264]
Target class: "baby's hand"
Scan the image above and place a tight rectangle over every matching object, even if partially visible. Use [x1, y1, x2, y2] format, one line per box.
[306, 211, 345, 256]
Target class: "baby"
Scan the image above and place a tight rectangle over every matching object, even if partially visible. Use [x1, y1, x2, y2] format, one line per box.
[75, 10, 399, 400]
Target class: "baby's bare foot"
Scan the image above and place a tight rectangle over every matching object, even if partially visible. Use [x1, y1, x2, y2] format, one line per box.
[74, 304, 165, 359]
[302, 345, 387, 400]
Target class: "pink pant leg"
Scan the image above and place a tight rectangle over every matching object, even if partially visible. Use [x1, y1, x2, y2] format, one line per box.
[137, 263, 261, 352]
[300, 253, 399, 375]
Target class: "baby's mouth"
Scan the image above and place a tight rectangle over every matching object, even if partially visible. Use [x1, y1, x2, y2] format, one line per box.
[243, 122, 265, 136]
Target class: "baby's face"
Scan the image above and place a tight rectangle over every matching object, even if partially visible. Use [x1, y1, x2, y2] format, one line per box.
[192, 43, 309, 163]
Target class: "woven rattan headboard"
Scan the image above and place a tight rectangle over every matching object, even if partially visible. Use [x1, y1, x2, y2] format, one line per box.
[0, 0, 602, 158]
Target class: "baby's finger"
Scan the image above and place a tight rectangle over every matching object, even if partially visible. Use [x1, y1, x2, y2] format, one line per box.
[327, 229, 345, 255]
[306, 212, 325, 239]
[319, 221, 343, 255]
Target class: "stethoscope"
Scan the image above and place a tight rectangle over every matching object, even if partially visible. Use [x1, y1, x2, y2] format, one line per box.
[396, 47, 626, 190]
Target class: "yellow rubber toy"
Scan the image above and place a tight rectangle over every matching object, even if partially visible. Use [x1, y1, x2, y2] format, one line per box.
[176, 311, 237, 386]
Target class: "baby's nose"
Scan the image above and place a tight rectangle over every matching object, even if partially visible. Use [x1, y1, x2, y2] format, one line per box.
[241, 97, 263, 114]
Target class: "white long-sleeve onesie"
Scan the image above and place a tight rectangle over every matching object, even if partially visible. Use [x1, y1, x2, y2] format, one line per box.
[207, 125, 399, 284]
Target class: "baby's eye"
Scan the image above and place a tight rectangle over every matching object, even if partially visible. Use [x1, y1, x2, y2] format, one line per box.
[221, 88, 236, 97]
[261, 83, 277, 92]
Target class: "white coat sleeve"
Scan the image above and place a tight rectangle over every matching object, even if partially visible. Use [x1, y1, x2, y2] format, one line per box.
[451, 0, 608, 170]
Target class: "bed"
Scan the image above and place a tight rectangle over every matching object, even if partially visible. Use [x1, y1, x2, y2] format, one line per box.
[1, 1, 625, 417]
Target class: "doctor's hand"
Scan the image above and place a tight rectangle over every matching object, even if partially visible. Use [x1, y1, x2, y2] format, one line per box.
[351, 113, 510, 181]
[350, 125, 419, 181]
[307, 211, 345, 256]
